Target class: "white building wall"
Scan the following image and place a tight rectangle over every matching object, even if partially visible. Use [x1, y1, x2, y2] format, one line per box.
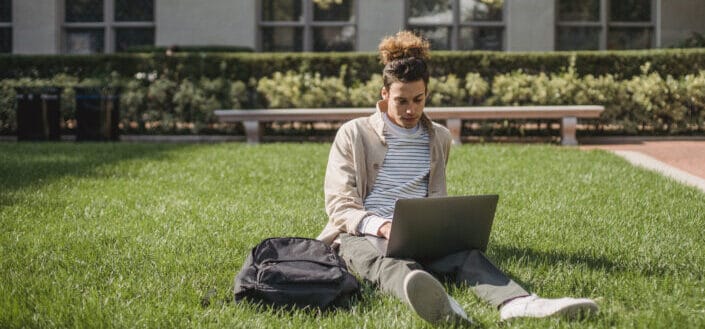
[8, 0, 705, 54]
[357, 0, 405, 51]
[13, 0, 61, 54]
[505, 0, 554, 52]
[155, 0, 256, 49]
[660, 0, 705, 47]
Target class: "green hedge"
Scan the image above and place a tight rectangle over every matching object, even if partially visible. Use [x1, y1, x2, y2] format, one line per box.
[2, 61, 704, 136]
[3, 48, 705, 136]
[3, 48, 705, 81]
[124, 45, 254, 53]
[0, 74, 247, 135]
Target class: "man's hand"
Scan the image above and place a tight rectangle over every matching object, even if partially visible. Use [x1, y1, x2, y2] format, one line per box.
[377, 222, 392, 240]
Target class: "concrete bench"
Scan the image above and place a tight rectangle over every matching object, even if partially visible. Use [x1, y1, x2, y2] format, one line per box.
[214, 105, 604, 145]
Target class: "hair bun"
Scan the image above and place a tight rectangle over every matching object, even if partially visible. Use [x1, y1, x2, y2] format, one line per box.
[378, 30, 430, 65]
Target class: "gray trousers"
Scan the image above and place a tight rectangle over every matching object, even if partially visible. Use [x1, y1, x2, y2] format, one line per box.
[338, 234, 528, 307]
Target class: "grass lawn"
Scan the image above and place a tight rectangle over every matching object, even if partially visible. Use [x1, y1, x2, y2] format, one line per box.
[1, 142, 704, 328]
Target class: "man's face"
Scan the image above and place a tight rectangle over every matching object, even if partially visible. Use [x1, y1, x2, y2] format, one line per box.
[381, 80, 427, 129]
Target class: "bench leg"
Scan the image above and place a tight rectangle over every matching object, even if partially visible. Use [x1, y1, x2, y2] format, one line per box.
[561, 116, 578, 146]
[243, 120, 262, 144]
[446, 119, 462, 145]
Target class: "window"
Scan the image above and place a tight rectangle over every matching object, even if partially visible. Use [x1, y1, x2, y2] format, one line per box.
[259, 0, 356, 52]
[406, 0, 505, 51]
[0, 0, 11, 53]
[64, 0, 155, 54]
[66, 0, 103, 22]
[556, 0, 654, 51]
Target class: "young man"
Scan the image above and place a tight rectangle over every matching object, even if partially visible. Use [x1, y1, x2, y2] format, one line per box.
[316, 31, 598, 325]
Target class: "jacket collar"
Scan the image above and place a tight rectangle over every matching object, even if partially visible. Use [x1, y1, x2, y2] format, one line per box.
[372, 100, 435, 142]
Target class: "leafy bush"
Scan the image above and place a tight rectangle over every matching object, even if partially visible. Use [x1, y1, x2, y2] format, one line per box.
[0, 83, 15, 134]
[120, 75, 248, 133]
[488, 71, 550, 105]
[484, 61, 705, 134]
[4, 48, 705, 81]
[174, 79, 213, 133]
[120, 78, 149, 131]
[256, 70, 349, 108]
[489, 57, 580, 106]
[464, 73, 489, 105]
[428, 74, 467, 106]
[230, 80, 248, 109]
[144, 76, 178, 130]
[255, 72, 301, 108]
[2, 62, 705, 136]
[683, 71, 705, 126]
[348, 74, 382, 107]
[574, 74, 631, 130]
[623, 64, 689, 132]
[0, 72, 249, 135]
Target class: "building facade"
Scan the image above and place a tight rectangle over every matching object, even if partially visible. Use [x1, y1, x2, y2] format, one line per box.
[1, 0, 704, 55]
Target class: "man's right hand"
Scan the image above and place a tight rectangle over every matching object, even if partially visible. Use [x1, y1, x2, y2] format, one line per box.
[377, 222, 392, 240]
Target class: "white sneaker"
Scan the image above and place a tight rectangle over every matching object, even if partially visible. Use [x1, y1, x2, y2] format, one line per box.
[500, 294, 599, 321]
[403, 270, 472, 326]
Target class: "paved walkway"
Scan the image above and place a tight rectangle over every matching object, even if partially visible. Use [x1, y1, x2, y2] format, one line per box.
[581, 138, 705, 193]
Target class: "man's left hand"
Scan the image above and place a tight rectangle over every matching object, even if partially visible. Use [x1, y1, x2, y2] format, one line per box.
[378, 222, 392, 239]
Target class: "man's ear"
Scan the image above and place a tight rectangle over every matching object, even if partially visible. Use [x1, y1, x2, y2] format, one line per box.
[381, 87, 388, 100]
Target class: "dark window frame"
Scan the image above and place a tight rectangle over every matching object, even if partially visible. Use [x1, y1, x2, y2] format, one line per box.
[258, 0, 358, 52]
[0, 0, 11, 53]
[63, 0, 155, 54]
[404, 0, 506, 51]
[0, 0, 12, 23]
[555, 0, 656, 51]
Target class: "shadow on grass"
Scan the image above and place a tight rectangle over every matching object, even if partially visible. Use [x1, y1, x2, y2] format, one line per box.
[489, 244, 677, 281]
[0, 142, 190, 207]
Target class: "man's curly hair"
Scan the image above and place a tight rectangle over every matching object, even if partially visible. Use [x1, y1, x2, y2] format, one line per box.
[378, 31, 431, 90]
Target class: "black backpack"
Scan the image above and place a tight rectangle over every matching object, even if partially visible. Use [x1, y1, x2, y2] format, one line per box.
[233, 237, 359, 309]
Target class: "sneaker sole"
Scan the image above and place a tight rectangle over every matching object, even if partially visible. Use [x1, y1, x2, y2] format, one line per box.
[557, 300, 599, 319]
[502, 299, 599, 321]
[403, 270, 453, 324]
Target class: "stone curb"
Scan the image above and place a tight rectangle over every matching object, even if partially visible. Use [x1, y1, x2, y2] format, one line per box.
[611, 150, 705, 194]
[580, 136, 705, 144]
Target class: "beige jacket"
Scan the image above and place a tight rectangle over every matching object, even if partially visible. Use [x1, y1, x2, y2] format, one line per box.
[316, 101, 453, 245]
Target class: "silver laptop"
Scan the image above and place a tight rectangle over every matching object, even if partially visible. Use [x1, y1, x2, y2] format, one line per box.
[366, 195, 499, 261]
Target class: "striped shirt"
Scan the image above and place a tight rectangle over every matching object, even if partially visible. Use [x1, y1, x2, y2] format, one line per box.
[359, 113, 431, 235]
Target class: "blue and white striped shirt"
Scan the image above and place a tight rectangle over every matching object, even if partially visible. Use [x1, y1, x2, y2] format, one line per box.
[359, 113, 430, 235]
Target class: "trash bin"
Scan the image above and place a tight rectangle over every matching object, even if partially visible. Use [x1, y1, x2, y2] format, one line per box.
[15, 87, 62, 141]
[75, 87, 120, 142]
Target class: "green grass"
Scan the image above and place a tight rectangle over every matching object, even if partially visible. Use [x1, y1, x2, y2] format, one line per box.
[1, 142, 704, 328]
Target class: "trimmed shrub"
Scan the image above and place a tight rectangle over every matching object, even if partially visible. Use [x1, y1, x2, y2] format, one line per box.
[2, 61, 704, 136]
[574, 74, 630, 130]
[119, 74, 248, 133]
[256, 70, 349, 108]
[428, 74, 467, 106]
[0, 72, 249, 135]
[683, 71, 705, 126]
[124, 45, 254, 53]
[488, 71, 550, 105]
[3, 48, 705, 81]
[348, 74, 382, 107]
[464, 73, 489, 105]
[0, 83, 15, 134]
[623, 64, 689, 132]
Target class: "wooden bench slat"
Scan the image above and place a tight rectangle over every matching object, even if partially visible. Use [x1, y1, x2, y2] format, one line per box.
[214, 106, 603, 121]
[426, 106, 603, 120]
[214, 105, 605, 145]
